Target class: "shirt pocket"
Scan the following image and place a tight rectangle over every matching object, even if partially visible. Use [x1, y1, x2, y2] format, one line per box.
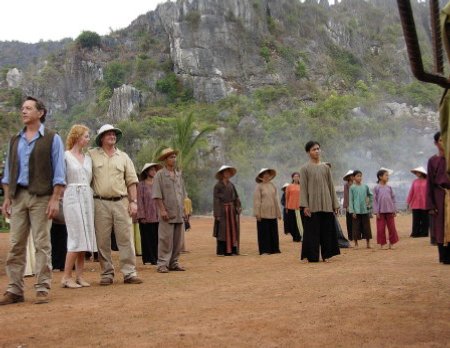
[115, 164, 125, 179]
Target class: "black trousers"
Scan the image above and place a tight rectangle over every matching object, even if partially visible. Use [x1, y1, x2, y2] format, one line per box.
[286, 209, 302, 242]
[256, 219, 281, 254]
[139, 222, 159, 265]
[410, 209, 429, 237]
[437, 243, 450, 264]
[345, 212, 353, 240]
[301, 211, 340, 262]
[50, 222, 67, 271]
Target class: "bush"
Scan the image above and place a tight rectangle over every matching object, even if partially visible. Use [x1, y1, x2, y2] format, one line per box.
[260, 46, 271, 63]
[156, 73, 194, 103]
[103, 62, 127, 90]
[76, 31, 101, 49]
[185, 11, 201, 28]
[295, 60, 307, 79]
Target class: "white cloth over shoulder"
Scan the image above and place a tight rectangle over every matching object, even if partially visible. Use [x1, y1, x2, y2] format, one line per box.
[63, 151, 97, 252]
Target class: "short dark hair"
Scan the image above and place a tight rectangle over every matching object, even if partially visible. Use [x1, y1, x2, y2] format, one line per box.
[353, 170, 362, 176]
[25, 96, 47, 123]
[434, 131, 441, 143]
[376, 169, 388, 183]
[305, 140, 320, 152]
[291, 171, 300, 178]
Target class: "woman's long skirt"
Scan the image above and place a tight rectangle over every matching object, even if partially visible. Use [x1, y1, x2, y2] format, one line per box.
[257, 218, 281, 255]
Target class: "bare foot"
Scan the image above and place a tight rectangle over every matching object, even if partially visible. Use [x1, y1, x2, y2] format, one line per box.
[301, 259, 309, 264]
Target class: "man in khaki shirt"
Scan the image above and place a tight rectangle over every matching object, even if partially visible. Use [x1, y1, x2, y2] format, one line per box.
[88, 124, 142, 285]
[152, 148, 187, 273]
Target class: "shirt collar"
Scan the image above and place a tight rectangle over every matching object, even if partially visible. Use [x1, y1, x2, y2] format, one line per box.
[163, 166, 179, 177]
[19, 123, 45, 137]
[98, 147, 119, 156]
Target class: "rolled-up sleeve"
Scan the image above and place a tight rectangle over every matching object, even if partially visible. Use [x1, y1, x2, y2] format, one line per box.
[51, 134, 66, 186]
[124, 155, 138, 187]
[152, 172, 163, 199]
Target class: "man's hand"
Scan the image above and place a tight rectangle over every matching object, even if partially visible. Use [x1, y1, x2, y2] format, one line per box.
[160, 209, 169, 222]
[255, 215, 261, 222]
[128, 201, 137, 218]
[46, 196, 60, 219]
[304, 207, 311, 217]
[2, 198, 11, 219]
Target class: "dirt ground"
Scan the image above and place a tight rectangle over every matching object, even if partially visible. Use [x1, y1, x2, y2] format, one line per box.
[0, 214, 449, 348]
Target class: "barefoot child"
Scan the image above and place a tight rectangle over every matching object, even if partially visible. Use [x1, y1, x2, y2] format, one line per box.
[349, 170, 373, 248]
[373, 169, 399, 249]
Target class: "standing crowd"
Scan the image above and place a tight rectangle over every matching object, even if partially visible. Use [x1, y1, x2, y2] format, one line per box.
[1, 96, 448, 306]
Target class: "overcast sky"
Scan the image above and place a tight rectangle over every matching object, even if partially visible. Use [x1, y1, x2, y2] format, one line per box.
[0, 0, 169, 43]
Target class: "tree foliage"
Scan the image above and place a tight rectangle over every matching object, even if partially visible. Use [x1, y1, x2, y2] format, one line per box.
[76, 31, 101, 49]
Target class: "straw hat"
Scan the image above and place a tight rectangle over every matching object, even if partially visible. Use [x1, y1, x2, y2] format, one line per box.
[343, 170, 354, 180]
[282, 182, 290, 190]
[215, 165, 237, 180]
[95, 124, 122, 147]
[158, 147, 179, 161]
[140, 163, 162, 178]
[380, 167, 394, 175]
[255, 168, 276, 183]
[410, 166, 427, 176]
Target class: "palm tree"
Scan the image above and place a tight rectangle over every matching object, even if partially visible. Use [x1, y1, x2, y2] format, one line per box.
[170, 111, 216, 171]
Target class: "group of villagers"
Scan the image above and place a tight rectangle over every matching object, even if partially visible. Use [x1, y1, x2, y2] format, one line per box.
[213, 133, 450, 265]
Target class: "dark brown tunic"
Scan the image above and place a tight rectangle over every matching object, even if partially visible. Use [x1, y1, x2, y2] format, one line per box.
[213, 181, 241, 250]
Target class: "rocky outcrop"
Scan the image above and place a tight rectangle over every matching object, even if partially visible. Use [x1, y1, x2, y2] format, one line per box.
[156, 0, 281, 102]
[21, 51, 104, 114]
[107, 84, 142, 122]
[6, 68, 23, 88]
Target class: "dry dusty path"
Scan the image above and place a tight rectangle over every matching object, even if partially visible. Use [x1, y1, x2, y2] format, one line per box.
[0, 215, 449, 348]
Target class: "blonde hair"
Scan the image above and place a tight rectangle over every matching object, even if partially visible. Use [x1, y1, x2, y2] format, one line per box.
[66, 124, 90, 150]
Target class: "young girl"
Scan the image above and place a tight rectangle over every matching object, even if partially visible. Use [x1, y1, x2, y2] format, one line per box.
[349, 170, 373, 248]
[285, 172, 302, 242]
[342, 170, 354, 241]
[373, 169, 399, 249]
[406, 166, 429, 238]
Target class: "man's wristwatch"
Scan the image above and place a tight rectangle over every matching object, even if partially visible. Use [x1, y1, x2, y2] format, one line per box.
[130, 200, 137, 204]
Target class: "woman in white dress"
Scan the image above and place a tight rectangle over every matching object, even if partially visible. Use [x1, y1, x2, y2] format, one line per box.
[61, 125, 97, 288]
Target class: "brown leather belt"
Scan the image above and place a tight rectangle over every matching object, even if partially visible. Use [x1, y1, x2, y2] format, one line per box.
[93, 195, 126, 201]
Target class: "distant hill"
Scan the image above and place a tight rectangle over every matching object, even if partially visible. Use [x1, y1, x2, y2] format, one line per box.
[0, 39, 71, 70]
[0, 0, 443, 211]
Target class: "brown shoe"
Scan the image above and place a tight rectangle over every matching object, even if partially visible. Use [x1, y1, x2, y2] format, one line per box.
[0, 292, 24, 305]
[99, 278, 113, 286]
[169, 265, 186, 271]
[157, 266, 169, 273]
[124, 276, 143, 284]
[35, 291, 49, 304]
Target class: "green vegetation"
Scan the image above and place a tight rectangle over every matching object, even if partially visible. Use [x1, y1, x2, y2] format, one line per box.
[75, 31, 101, 49]
[185, 11, 201, 28]
[156, 73, 194, 103]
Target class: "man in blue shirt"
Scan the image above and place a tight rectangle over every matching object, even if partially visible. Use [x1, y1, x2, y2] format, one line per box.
[1, 96, 65, 305]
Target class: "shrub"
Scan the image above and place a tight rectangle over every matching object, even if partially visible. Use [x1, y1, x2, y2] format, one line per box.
[76, 31, 101, 49]
[185, 11, 201, 28]
[295, 60, 307, 79]
[260, 46, 271, 63]
[103, 62, 127, 90]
